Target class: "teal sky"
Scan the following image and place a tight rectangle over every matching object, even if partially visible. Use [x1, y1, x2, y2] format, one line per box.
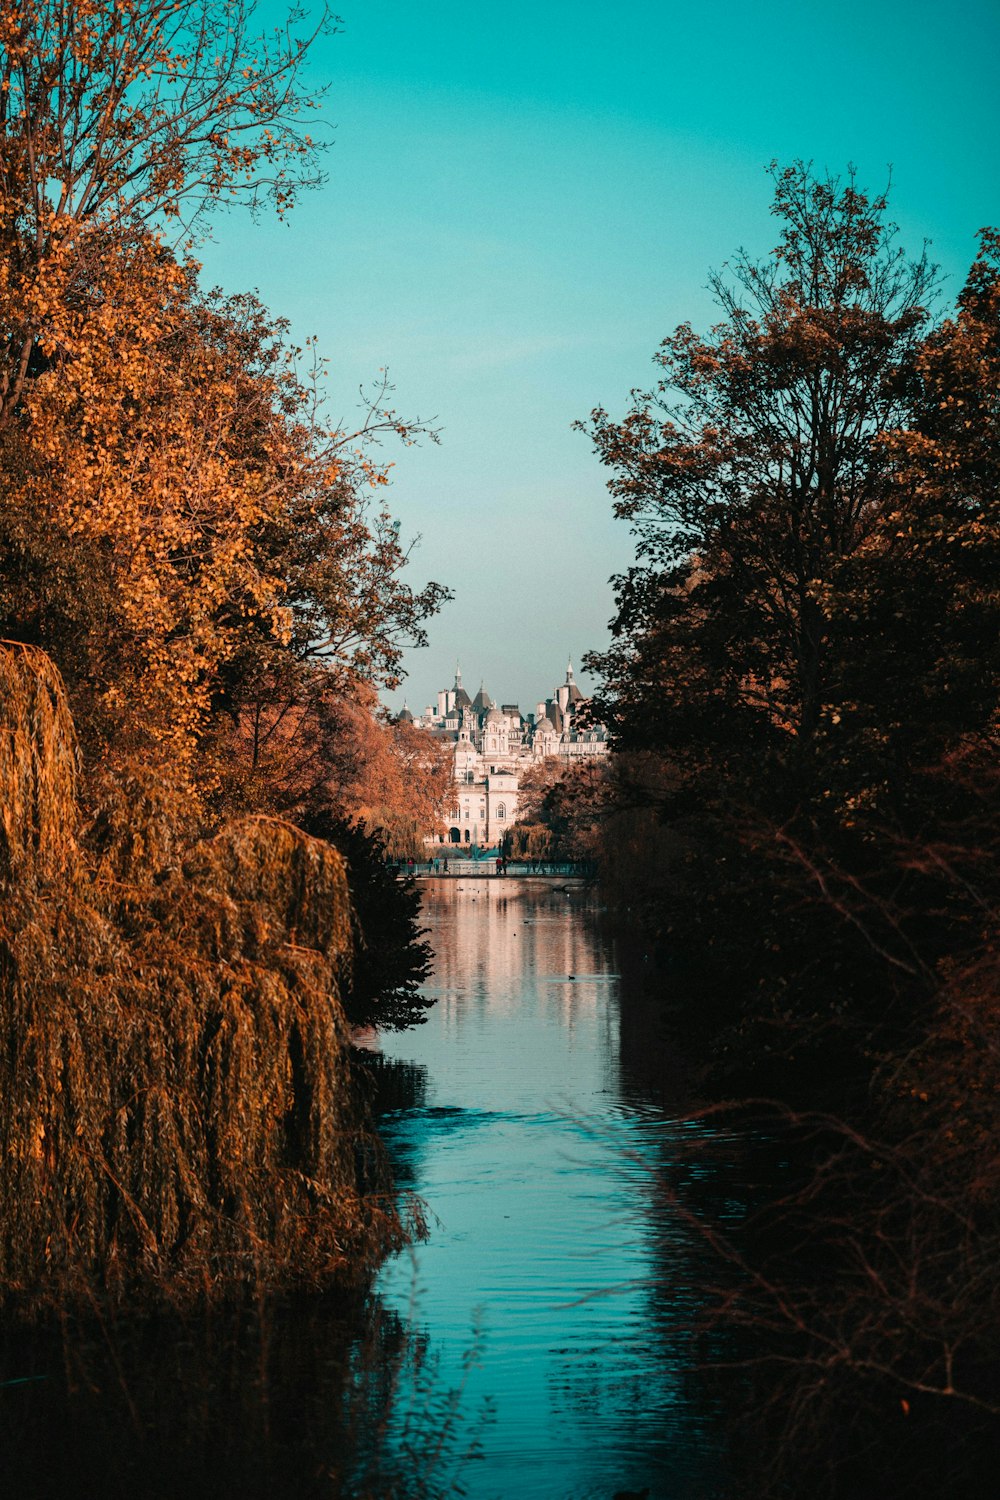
[198, 0, 1000, 717]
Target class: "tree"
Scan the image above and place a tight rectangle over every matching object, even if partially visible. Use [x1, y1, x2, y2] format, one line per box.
[0, 252, 291, 779]
[576, 164, 998, 1078]
[0, 0, 451, 1047]
[0, 0, 445, 1319]
[222, 671, 452, 857]
[581, 174, 1000, 1496]
[0, 0, 331, 422]
[303, 815, 435, 1032]
[0, 641, 409, 1310]
[582, 163, 938, 795]
[509, 759, 609, 863]
[0, 266, 448, 812]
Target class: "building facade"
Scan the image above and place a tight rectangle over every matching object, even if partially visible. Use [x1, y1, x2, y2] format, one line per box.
[399, 661, 608, 847]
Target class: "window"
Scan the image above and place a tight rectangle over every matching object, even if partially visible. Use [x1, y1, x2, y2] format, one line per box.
[496, 804, 506, 819]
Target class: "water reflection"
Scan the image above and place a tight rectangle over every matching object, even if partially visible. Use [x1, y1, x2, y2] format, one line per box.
[0, 879, 726, 1499]
[0, 1295, 435, 1500]
[373, 878, 724, 1499]
[357, 1052, 430, 1189]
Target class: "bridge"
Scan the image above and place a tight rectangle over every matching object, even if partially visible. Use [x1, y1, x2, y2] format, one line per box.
[396, 858, 595, 880]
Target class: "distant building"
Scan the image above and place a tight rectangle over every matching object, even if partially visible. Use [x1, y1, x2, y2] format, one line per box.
[401, 661, 608, 846]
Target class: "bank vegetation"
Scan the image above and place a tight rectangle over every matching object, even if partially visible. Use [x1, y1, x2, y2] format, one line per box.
[580, 164, 1000, 1497]
[0, 0, 447, 1312]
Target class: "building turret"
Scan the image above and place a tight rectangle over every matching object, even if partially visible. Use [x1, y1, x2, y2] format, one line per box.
[453, 663, 472, 712]
[557, 659, 583, 716]
[534, 715, 558, 756]
[483, 704, 505, 756]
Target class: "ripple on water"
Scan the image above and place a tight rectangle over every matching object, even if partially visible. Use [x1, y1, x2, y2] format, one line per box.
[371, 882, 725, 1499]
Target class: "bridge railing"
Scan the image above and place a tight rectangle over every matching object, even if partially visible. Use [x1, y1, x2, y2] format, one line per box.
[391, 859, 595, 879]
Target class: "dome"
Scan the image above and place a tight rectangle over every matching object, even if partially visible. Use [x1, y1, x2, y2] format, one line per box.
[397, 704, 414, 723]
[485, 706, 503, 725]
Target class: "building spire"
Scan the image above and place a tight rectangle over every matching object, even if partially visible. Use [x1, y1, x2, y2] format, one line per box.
[566, 655, 574, 682]
[455, 661, 462, 689]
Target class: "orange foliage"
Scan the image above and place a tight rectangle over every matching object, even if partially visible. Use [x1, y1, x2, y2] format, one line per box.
[218, 673, 452, 843]
[0, 0, 330, 421]
[1, 245, 295, 775]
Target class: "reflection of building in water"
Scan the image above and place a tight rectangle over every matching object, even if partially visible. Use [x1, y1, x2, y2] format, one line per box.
[399, 661, 608, 847]
[420, 880, 609, 1023]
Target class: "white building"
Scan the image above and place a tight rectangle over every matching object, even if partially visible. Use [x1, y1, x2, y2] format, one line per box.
[399, 661, 608, 847]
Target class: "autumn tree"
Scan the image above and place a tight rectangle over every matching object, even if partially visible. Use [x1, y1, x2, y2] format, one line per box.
[507, 759, 609, 863]
[0, 0, 451, 1042]
[0, 265, 444, 805]
[0, 0, 331, 421]
[224, 672, 451, 842]
[577, 166, 987, 1071]
[1, 255, 284, 778]
[0, 0, 451, 1328]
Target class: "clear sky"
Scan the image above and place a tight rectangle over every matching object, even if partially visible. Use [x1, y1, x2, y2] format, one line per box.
[197, 0, 1000, 717]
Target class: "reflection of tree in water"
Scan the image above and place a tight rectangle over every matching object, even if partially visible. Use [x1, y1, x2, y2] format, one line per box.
[545, 1352, 705, 1500]
[542, 932, 735, 1496]
[615, 940, 692, 1104]
[354, 1052, 430, 1191]
[0, 1291, 486, 1500]
[541, 1137, 730, 1499]
[359, 1052, 429, 1115]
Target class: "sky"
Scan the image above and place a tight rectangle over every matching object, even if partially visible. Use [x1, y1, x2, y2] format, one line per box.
[197, 0, 1000, 717]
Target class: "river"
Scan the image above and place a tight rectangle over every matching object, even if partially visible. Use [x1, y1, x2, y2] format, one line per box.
[0, 876, 726, 1499]
[365, 876, 725, 1499]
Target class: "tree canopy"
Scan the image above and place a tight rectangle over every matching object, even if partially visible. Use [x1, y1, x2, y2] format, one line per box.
[583, 164, 942, 785]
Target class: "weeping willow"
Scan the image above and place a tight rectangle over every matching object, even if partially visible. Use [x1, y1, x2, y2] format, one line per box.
[0, 643, 406, 1311]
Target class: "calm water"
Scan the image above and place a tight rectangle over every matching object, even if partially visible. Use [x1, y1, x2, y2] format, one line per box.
[369, 877, 724, 1499]
[0, 878, 726, 1499]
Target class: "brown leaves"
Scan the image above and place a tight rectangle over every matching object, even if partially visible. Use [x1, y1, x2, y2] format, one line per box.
[0, 0, 332, 415]
[0, 640, 79, 888]
[0, 643, 404, 1313]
